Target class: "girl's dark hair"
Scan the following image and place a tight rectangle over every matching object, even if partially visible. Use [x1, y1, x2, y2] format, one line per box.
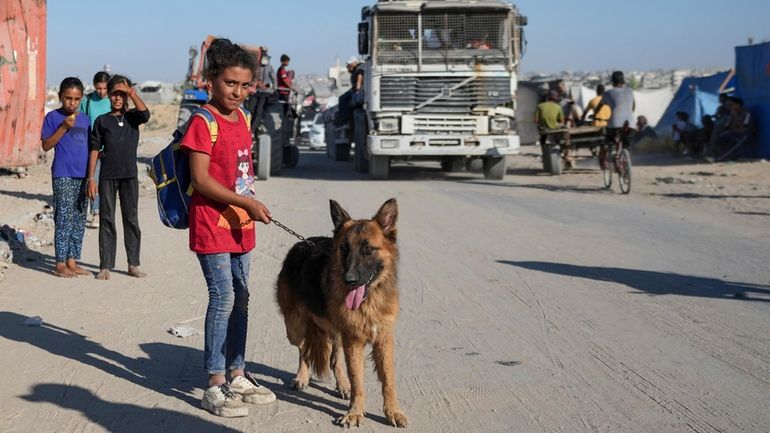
[107, 74, 132, 94]
[59, 77, 84, 95]
[205, 38, 257, 80]
[93, 71, 110, 84]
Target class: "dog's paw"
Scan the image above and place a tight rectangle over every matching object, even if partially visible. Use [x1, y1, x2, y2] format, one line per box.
[336, 384, 351, 400]
[291, 377, 308, 391]
[335, 411, 365, 428]
[385, 409, 409, 428]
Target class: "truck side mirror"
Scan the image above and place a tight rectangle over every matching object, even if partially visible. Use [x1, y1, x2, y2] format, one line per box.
[358, 23, 370, 56]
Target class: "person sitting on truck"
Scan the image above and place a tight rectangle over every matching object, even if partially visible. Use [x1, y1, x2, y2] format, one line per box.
[347, 56, 364, 94]
[536, 90, 572, 165]
[277, 54, 293, 115]
[244, 48, 275, 134]
[581, 84, 611, 127]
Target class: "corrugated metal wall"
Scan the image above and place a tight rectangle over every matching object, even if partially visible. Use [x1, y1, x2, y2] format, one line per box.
[0, 0, 46, 168]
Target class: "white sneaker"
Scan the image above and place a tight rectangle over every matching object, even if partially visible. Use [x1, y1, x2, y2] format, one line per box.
[230, 373, 277, 405]
[201, 383, 249, 418]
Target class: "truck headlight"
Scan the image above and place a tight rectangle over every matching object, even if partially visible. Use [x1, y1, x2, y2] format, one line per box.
[489, 117, 511, 134]
[377, 118, 399, 134]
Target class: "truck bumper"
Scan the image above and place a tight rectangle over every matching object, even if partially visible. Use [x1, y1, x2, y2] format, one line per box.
[368, 134, 520, 157]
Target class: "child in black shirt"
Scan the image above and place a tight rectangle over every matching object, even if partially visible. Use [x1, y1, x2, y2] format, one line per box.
[86, 75, 150, 280]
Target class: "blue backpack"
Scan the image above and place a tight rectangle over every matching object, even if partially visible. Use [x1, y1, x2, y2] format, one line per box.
[149, 106, 250, 229]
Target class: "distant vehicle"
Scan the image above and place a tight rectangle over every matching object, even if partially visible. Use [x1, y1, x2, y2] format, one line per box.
[308, 113, 326, 150]
[329, 0, 527, 179]
[299, 109, 316, 142]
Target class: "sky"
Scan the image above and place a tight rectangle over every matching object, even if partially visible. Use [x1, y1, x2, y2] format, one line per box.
[46, 0, 770, 85]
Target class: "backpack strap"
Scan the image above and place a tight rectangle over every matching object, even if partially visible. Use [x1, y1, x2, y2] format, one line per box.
[237, 106, 251, 131]
[192, 106, 219, 145]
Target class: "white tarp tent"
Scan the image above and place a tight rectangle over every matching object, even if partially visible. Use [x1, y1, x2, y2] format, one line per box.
[570, 86, 673, 126]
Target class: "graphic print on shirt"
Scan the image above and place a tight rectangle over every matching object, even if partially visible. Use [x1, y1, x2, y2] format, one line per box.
[218, 148, 256, 230]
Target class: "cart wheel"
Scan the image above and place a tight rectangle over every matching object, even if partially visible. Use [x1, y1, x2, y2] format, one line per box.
[548, 149, 562, 175]
[618, 149, 632, 194]
[483, 156, 507, 180]
[541, 142, 551, 173]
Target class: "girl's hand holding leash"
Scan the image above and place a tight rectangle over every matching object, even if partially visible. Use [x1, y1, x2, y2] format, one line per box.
[245, 199, 272, 224]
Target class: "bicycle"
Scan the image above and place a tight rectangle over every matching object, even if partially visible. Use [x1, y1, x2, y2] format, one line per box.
[599, 124, 633, 194]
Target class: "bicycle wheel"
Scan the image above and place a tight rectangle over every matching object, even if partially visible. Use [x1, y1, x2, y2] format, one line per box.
[618, 149, 632, 194]
[600, 149, 612, 189]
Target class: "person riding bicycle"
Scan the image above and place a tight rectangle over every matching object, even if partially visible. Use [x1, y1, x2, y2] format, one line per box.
[600, 71, 636, 159]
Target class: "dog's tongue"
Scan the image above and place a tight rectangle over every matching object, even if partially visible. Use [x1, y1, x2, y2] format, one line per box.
[345, 285, 366, 310]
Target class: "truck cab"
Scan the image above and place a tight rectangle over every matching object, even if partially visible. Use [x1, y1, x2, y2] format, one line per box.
[357, 0, 526, 179]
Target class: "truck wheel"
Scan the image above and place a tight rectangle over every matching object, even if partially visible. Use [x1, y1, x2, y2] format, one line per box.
[331, 141, 351, 161]
[483, 156, 507, 180]
[255, 134, 271, 180]
[370, 155, 390, 180]
[353, 111, 368, 173]
[548, 148, 562, 175]
[284, 145, 299, 168]
[466, 158, 484, 173]
[441, 157, 466, 172]
[177, 102, 203, 129]
[354, 142, 368, 173]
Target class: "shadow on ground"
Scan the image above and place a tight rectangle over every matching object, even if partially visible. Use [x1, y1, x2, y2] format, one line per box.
[499, 261, 770, 303]
[21, 384, 241, 433]
[1, 311, 387, 428]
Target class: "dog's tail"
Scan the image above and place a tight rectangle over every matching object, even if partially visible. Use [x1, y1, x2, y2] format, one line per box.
[300, 322, 333, 379]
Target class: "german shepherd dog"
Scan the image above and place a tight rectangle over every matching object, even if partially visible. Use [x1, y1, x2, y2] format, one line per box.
[276, 199, 408, 428]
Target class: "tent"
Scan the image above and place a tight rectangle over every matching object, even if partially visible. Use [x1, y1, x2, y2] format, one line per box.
[735, 41, 770, 158]
[654, 71, 731, 136]
[572, 86, 673, 127]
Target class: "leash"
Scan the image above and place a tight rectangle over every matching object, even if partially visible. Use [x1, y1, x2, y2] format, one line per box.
[242, 218, 316, 247]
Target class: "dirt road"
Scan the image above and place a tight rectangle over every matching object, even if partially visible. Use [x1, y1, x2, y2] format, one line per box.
[1, 115, 769, 432]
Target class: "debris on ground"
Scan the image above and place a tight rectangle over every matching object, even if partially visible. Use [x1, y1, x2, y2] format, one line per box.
[167, 325, 202, 338]
[24, 316, 43, 326]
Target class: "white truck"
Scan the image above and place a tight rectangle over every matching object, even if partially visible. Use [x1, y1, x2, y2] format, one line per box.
[350, 0, 527, 179]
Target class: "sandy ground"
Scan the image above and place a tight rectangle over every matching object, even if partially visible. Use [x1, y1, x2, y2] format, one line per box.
[1, 103, 769, 433]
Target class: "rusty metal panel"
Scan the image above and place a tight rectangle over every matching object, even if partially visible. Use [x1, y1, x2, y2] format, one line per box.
[0, 0, 46, 168]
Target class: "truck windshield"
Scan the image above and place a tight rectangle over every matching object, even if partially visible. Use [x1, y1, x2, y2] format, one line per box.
[376, 11, 510, 65]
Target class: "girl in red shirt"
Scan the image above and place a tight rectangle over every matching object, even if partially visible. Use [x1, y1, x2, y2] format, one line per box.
[180, 38, 275, 418]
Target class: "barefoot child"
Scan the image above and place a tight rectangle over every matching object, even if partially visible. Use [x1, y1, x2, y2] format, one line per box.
[41, 77, 93, 278]
[180, 38, 276, 417]
[86, 75, 149, 280]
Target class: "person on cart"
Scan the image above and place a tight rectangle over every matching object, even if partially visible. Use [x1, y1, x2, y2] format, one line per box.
[536, 90, 572, 166]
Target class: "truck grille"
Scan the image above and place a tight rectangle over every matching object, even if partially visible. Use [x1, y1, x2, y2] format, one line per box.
[412, 116, 477, 135]
[380, 76, 510, 114]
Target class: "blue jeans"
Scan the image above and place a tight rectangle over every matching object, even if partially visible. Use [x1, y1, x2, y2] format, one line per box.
[197, 252, 251, 375]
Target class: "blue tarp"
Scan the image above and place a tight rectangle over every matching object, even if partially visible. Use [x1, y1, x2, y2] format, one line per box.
[735, 42, 770, 158]
[655, 71, 729, 136]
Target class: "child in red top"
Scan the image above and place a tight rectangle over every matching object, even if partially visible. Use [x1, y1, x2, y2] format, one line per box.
[180, 38, 275, 418]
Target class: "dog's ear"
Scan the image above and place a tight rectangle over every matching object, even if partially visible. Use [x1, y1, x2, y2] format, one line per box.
[329, 200, 351, 232]
[374, 198, 398, 241]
